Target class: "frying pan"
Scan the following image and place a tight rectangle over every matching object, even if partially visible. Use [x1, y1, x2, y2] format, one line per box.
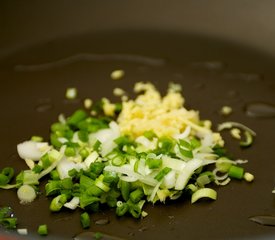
[1, 1, 275, 239]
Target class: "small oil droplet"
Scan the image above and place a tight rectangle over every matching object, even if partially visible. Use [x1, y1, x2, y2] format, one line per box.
[35, 98, 53, 112]
[244, 102, 275, 118]
[249, 215, 275, 226]
[224, 73, 262, 82]
[35, 103, 53, 112]
[190, 61, 225, 71]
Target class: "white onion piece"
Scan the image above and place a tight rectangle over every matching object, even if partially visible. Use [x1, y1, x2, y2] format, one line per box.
[162, 155, 186, 171]
[57, 158, 86, 179]
[175, 159, 215, 190]
[58, 137, 68, 144]
[57, 158, 76, 179]
[25, 159, 35, 169]
[17, 229, 28, 235]
[84, 151, 99, 168]
[135, 136, 157, 151]
[89, 121, 120, 156]
[64, 196, 80, 210]
[163, 170, 176, 189]
[213, 168, 228, 180]
[120, 175, 138, 182]
[17, 141, 50, 161]
[136, 136, 152, 147]
[101, 139, 117, 157]
[72, 132, 80, 143]
[148, 182, 161, 202]
[173, 126, 191, 140]
[215, 177, 231, 186]
[194, 153, 218, 160]
[201, 133, 213, 148]
[104, 165, 158, 186]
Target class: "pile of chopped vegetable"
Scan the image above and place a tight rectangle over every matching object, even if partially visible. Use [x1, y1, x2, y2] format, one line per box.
[0, 82, 254, 233]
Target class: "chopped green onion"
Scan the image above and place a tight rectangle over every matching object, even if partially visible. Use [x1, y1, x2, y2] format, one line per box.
[186, 184, 198, 193]
[0, 207, 17, 229]
[0, 167, 14, 184]
[128, 201, 141, 218]
[0, 81, 256, 227]
[86, 185, 103, 197]
[196, 172, 214, 188]
[50, 194, 67, 212]
[94, 232, 103, 240]
[80, 212, 90, 229]
[50, 133, 63, 149]
[90, 162, 105, 176]
[80, 175, 95, 190]
[120, 180, 130, 201]
[114, 136, 133, 147]
[37, 224, 48, 236]
[228, 165, 244, 180]
[129, 188, 144, 204]
[79, 148, 90, 159]
[103, 171, 118, 185]
[146, 158, 162, 169]
[0, 174, 9, 186]
[215, 158, 232, 173]
[19, 170, 39, 185]
[65, 146, 76, 157]
[213, 145, 228, 158]
[31, 136, 44, 142]
[191, 188, 217, 204]
[218, 121, 256, 136]
[190, 137, 201, 149]
[244, 172, 254, 182]
[93, 140, 102, 151]
[78, 130, 89, 142]
[179, 139, 192, 150]
[50, 169, 60, 180]
[67, 109, 87, 127]
[111, 155, 126, 166]
[45, 180, 61, 196]
[32, 165, 43, 174]
[0, 217, 17, 229]
[17, 185, 37, 204]
[240, 131, 253, 148]
[116, 201, 129, 216]
[79, 194, 100, 209]
[143, 130, 157, 140]
[157, 137, 175, 154]
[61, 178, 73, 190]
[154, 167, 172, 181]
[95, 175, 110, 192]
[179, 147, 193, 158]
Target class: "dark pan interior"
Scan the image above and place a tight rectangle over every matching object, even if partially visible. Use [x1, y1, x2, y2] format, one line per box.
[0, 30, 275, 240]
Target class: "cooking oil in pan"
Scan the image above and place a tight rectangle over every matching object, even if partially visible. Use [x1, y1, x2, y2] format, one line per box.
[244, 102, 275, 118]
[35, 102, 53, 112]
[74, 231, 125, 240]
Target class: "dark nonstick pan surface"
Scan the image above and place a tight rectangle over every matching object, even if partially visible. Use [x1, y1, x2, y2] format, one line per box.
[0, 30, 275, 240]
[1, 2, 275, 240]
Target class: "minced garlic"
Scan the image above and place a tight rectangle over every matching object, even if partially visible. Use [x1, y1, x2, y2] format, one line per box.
[117, 82, 199, 138]
[102, 98, 116, 117]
